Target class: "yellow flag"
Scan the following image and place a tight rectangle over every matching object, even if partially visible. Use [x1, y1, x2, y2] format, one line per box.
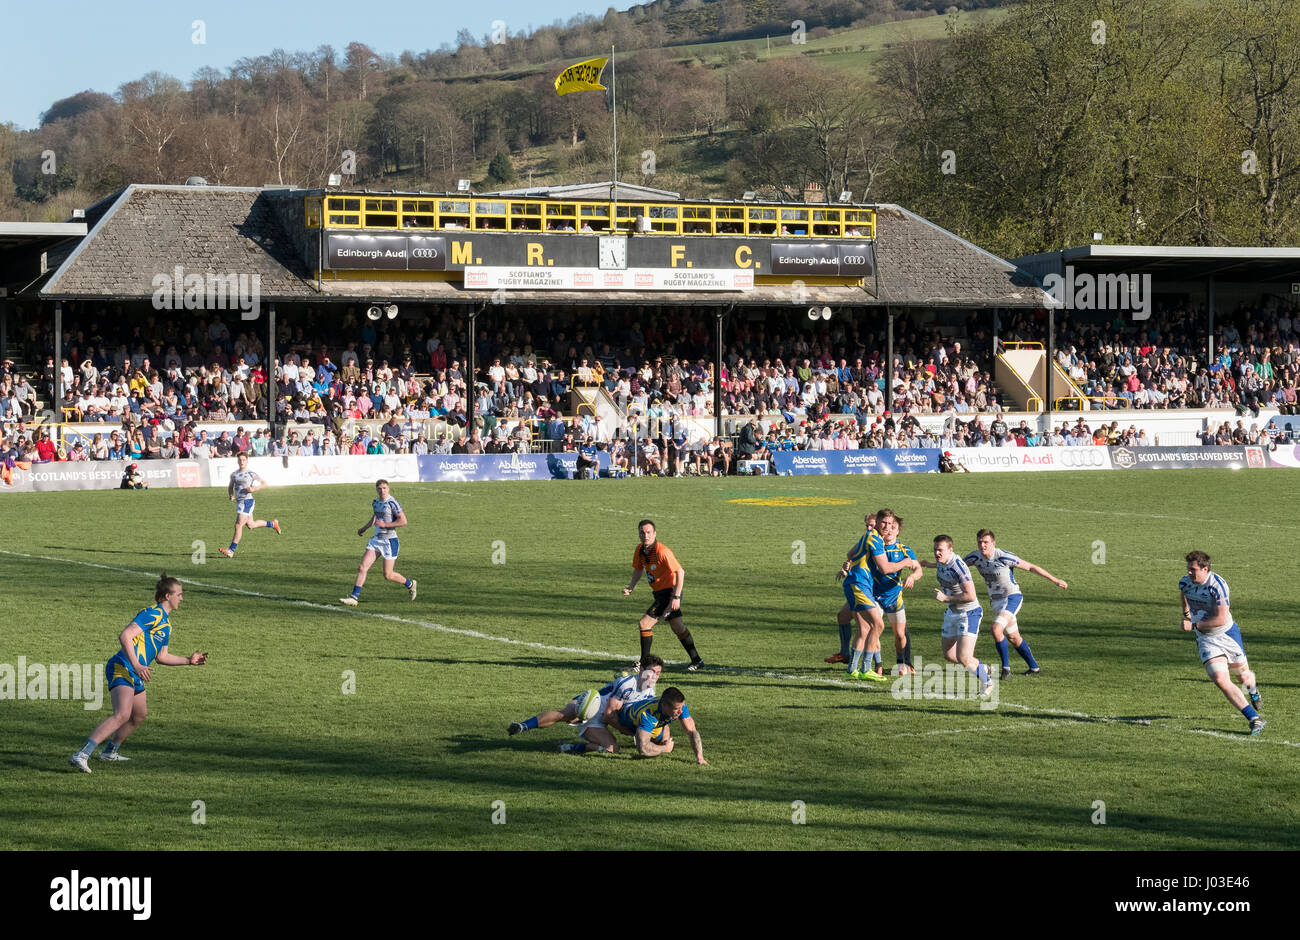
[554, 56, 609, 96]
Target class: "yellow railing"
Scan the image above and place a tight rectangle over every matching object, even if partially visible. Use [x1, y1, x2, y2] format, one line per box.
[1025, 395, 1043, 412]
[314, 194, 876, 239]
[1000, 341, 1044, 350]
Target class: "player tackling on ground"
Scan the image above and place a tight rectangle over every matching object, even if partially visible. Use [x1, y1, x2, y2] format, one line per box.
[220, 451, 280, 557]
[964, 529, 1066, 679]
[570, 686, 706, 763]
[508, 657, 665, 753]
[1180, 550, 1264, 735]
[340, 479, 416, 606]
[624, 519, 704, 671]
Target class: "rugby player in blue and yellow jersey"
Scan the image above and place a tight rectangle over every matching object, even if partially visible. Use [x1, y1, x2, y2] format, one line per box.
[219, 451, 280, 558]
[68, 574, 208, 772]
[838, 509, 920, 680]
[572, 687, 707, 763]
[872, 511, 922, 676]
[507, 655, 665, 752]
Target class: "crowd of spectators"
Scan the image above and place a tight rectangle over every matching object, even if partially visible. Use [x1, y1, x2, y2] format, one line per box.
[2, 301, 1297, 481]
[1002, 303, 1300, 416]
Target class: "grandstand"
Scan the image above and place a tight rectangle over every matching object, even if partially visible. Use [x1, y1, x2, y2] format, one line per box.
[2, 182, 1297, 478]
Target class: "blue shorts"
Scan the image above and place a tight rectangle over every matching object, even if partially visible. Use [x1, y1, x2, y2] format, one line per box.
[367, 535, 399, 560]
[105, 657, 145, 694]
[843, 580, 879, 613]
[236, 498, 255, 516]
[874, 587, 904, 615]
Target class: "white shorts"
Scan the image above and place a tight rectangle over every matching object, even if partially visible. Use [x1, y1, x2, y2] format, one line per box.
[366, 535, 399, 560]
[942, 607, 983, 639]
[1196, 624, 1246, 667]
[236, 498, 255, 516]
[991, 594, 1023, 619]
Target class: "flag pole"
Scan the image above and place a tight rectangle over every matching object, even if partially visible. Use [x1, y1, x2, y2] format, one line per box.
[610, 44, 618, 220]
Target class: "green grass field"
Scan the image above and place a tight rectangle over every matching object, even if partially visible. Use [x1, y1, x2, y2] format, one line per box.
[1, 470, 1295, 850]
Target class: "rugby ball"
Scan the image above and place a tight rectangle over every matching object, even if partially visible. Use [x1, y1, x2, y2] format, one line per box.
[575, 689, 602, 722]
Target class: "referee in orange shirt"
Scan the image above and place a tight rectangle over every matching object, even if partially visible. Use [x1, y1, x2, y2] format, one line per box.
[623, 519, 704, 671]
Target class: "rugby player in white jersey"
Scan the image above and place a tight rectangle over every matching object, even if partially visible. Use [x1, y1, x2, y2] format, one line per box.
[506, 655, 664, 753]
[964, 529, 1067, 679]
[1180, 551, 1264, 735]
[923, 535, 993, 697]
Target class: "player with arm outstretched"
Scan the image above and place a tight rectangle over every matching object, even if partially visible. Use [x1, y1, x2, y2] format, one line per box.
[219, 451, 280, 557]
[964, 529, 1065, 679]
[339, 479, 416, 606]
[1180, 551, 1264, 735]
[68, 574, 208, 772]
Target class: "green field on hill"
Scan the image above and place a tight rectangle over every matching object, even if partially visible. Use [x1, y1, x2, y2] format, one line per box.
[1, 469, 1294, 849]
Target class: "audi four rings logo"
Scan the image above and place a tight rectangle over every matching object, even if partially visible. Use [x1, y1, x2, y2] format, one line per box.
[842, 255, 867, 264]
[412, 248, 440, 259]
[1061, 449, 1107, 467]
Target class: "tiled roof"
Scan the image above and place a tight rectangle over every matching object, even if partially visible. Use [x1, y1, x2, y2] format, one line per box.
[42, 185, 317, 300]
[36, 185, 1050, 309]
[873, 205, 1047, 307]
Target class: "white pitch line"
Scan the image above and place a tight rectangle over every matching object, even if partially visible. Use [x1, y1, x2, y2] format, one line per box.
[0, 548, 1281, 747]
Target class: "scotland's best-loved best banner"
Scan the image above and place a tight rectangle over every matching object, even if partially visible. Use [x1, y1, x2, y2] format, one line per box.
[0, 459, 209, 492]
[417, 451, 609, 482]
[772, 449, 939, 475]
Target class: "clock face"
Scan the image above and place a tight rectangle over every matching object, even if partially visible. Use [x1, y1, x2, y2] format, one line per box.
[598, 236, 628, 270]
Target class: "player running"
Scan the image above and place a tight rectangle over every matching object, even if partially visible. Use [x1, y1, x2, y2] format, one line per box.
[570, 686, 706, 764]
[220, 451, 280, 557]
[1180, 551, 1264, 735]
[68, 574, 208, 772]
[964, 529, 1066, 679]
[339, 479, 416, 606]
[507, 656, 665, 752]
[923, 535, 993, 698]
[623, 520, 704, 671]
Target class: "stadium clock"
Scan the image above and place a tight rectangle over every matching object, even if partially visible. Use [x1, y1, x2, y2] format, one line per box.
[598, 236, 628, 270]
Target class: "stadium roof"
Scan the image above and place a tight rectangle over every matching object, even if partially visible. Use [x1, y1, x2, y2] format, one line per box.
[30, 184, 1051, 308]
[0, 221, 87, 250]
[480, 180, 682, 201]
[1013, 244, 1300, 283]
